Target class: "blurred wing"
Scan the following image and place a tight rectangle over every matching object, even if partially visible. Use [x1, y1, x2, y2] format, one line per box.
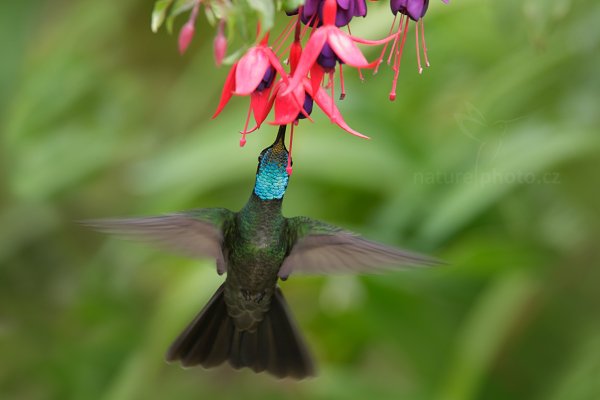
[83, 208, 235, 274]
[278, 217, 441, 279]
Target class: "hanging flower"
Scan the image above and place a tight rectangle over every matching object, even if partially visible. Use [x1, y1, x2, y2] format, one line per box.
[153, 0, 450, 146]
[212, 37, 290, 146]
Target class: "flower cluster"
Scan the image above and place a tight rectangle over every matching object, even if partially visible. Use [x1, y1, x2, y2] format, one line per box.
[153, 0, 448, 174]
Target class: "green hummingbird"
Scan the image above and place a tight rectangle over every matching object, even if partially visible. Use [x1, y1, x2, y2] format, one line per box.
[88, 125, 438, 379]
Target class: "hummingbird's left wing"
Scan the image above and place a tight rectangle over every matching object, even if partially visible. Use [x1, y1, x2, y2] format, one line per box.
[84, 208, 235, 274]
[278, 217, 441, 279]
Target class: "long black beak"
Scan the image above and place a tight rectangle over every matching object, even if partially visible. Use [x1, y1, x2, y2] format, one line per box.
[272, 125, 287, 148]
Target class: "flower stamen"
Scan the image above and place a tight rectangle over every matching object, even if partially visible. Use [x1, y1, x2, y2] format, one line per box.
[420, 18, 430, 67]
[329, 70, 335, 119]
[415, 18, 423, 74]
[339, 63, 346, 100]
[389, 16, 409, 101]
[374, 14, 397, 74]
[240, 105, 253, 146]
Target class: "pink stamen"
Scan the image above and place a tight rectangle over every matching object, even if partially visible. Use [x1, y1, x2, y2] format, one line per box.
[421, 19, 430, 67]
[389, 17, 409, 101]
[339, 64, 346, 100]
[286, 124, 294, 175]
[374, 14, 397, 74]
[329, 71, 335, 119]
[301, 13, 319, 39]
[415, 19, 423, 74]
[240, 105, 253, 146]
[387, 15, 404, 66]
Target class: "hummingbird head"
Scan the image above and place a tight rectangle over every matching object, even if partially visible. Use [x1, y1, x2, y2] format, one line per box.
[254, 125, 291, 201]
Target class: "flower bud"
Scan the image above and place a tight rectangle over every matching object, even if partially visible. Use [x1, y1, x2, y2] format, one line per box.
[178, 22, 195, 55]
[213, 24, 227, 66]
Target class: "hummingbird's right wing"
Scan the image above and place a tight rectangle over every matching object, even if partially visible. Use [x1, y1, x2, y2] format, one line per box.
[83, 208, 235, 274]
[278, 217, 441, 279]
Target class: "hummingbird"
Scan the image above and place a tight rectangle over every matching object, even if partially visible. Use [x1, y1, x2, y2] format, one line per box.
[87, 125, 438, 379]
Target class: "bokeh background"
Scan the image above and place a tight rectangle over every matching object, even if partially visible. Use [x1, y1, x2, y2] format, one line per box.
[2, 0, 600, 399]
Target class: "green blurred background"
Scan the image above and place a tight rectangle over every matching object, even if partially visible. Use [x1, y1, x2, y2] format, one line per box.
[1, 0, 600, 399]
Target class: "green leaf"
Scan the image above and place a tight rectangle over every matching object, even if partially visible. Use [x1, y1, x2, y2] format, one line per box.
[282, 0, 304, 13]
[437, 271, 540, 400]
[247, 0, 275, 33]
[166, 0, 196, 34]
[151, 0, 174, 33]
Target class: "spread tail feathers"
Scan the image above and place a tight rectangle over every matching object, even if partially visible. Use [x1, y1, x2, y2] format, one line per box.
[166, 284, 315, 379]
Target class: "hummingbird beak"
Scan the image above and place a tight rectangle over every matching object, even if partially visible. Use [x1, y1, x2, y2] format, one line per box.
[272, 125, 287, 150]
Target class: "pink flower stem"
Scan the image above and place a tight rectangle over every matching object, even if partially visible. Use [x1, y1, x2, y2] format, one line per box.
[190, 0, 201, 23]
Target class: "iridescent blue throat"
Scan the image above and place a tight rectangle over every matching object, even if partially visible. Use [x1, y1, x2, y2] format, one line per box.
[254, 154, 289, 200]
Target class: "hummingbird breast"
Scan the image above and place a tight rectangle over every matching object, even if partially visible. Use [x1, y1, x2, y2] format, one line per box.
[222, 205, 289, 332]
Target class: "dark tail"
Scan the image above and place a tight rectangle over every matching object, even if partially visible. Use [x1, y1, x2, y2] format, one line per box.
[166, 284, 315, 379]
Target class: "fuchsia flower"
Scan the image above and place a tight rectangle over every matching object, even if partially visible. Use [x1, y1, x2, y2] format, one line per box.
[212, 36, 290, 146]
[204, 0, 449, 150]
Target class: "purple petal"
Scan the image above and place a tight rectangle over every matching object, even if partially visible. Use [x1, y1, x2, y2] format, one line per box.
[406, 0, 429, 20]
[304, 0, 320, 17]
[355, 0, 367, 17]
[337, 0, 351, 11]
[335, 9, 354, 27]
